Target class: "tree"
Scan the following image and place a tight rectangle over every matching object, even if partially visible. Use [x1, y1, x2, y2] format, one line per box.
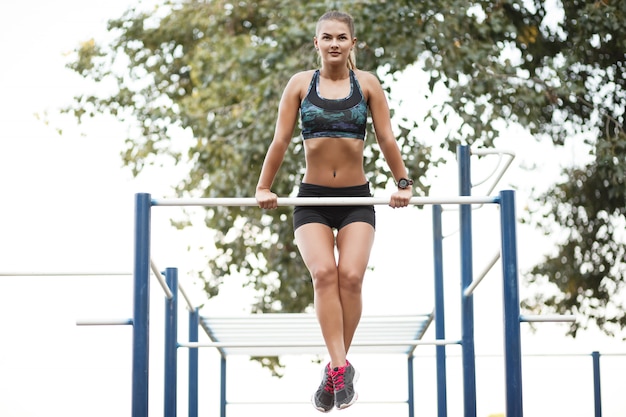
[65, 0, 625, 337]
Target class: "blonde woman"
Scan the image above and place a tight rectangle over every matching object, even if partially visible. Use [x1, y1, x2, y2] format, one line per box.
[256, 10, 413, 412]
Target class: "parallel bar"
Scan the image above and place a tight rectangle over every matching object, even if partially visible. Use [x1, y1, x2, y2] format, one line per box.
[164, 268, 178, 417]
[463, 251, 501, 297]
[519, 314, 576, 323]
[152, 196, 497, 207]
[178, 339, 462, 349]
[76, 318, 133, 326]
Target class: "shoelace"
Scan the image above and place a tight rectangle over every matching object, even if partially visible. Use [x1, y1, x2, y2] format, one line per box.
[324, 370, 334, 393]
[332, 368, 345, 390]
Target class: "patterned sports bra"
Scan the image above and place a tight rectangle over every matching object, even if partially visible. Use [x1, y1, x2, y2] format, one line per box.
[300, 70, 367, 140]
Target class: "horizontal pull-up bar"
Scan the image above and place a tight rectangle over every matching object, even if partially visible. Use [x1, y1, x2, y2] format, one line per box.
[519, 314, 577, 323]
[152, 196, 499, 207]
[76, 318, 133, 326]
[178, 339, 462, 349]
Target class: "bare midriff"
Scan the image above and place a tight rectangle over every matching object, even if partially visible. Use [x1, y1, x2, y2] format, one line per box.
[302, 137, 367, 187]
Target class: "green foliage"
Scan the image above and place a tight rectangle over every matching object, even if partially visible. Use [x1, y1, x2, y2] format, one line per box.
[64, 0, 626, 337]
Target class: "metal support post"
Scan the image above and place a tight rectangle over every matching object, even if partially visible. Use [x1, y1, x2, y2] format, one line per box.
[132, 193, 152, 417]
[458, 145, 477, 417]
[499, 190, 523, 417]
[164, 268, 178, 417]
[592, 351, 602, 417]
[408, 355, 415, 417]
[432, 204, 448, 417]
[189, 308, 199, 417]
[220, 356, 227, 417]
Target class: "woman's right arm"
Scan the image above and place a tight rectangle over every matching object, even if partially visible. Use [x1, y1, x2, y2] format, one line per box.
[255, 73, 304, 209]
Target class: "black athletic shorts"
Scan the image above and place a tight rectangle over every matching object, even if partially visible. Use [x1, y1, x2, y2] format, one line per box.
[293, 183, 376, 231]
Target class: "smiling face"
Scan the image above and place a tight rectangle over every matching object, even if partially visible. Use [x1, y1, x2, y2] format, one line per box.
[314, 19, 356, 67]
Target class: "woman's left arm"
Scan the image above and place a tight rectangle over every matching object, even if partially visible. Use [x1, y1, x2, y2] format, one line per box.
[361, 71, 413, 207]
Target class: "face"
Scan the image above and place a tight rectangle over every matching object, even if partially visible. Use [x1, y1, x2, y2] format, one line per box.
[314, 19, 356, 65]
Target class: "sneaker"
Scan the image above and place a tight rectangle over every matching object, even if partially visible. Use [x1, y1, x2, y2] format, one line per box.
[332, 360, 359, 410]
[311, 363, 334, 412]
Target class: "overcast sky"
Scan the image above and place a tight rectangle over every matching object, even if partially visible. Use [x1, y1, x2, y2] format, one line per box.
[0, 1, 624, 417]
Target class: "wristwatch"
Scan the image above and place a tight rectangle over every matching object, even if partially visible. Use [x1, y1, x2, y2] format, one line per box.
[397, 178, 413, 189]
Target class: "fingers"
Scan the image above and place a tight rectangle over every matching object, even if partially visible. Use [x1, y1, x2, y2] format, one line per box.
[389, 192, 412, 208]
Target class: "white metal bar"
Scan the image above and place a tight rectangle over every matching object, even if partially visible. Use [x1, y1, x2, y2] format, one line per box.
[152, 196, 498, 207]
[463, 251, 501, 297]
[519, 314, 577, 323]
[76, 318, 133, 326]
[150, 259, 173, 299]
[470, 148, 516, 195]
[178, 282, 195, 312]
[0, 272, 131, 277]
[178, 339, 462, 349]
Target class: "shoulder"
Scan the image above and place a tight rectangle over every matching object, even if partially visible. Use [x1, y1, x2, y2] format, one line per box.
[353, 69, 381, 88]
[353, 69, 385, 101]
[287, 70, 316, 87]
[283, 70, 316, 98]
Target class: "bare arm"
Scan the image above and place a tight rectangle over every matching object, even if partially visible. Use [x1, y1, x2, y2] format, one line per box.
[255, 73, 304, 209]
[360, 71, 413, 207]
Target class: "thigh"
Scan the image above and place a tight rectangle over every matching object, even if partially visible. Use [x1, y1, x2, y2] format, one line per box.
[335, 222, 375, 274]
[294, 222, 337, 272]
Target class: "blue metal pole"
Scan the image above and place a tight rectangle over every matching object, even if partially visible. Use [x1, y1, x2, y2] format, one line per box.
[458, 145, 477, 417]
[220, 356, 227, 417]
[164, 268, 178, 417]
[499, 190, 523, 417]
[132, 193, 152, 417]
[432, 204, 448, 417]
[189, 308, 199, 417]
[592, 351, 602, 417]
[408, 355, 415, 417]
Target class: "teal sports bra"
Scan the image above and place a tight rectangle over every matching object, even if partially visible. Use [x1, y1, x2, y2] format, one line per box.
[300, 70, 367, 140]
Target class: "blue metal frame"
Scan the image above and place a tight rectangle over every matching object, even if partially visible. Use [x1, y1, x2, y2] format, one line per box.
[132, 193, 152, 417]
[592, 351, 602, 417]
[432, 204, 448, 417]
[128, 147, 536, 417]
[408, 356, 415, 417]
[164, 268, 178, 417]
[499, 190, 523, 417]
[189, 308, 199, 417]
[458, 146, 477, 417]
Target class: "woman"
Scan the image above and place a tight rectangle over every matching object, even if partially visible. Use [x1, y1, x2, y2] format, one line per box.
[255, 11, 413, 412]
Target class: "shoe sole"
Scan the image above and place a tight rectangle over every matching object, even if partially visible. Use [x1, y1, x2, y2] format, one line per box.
[311, 399, 333, 413]
[336, 368, 360, 410]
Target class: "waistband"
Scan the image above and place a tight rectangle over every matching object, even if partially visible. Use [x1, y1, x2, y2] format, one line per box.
[297, 182, 371, 198]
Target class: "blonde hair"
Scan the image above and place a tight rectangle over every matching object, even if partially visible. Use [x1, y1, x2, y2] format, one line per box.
[316, 11, 357, 70]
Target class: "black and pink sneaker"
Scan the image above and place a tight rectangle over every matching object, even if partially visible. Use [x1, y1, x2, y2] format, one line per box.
[311, 363, 335, 413]
[331, 360, 359, 409]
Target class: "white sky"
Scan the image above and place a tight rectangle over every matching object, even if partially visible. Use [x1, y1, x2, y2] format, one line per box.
[0, 2, 624, 417]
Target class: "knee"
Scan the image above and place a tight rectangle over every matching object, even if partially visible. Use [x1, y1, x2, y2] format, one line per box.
[338, 267, 364, 294]
[310, 263, 338, 290]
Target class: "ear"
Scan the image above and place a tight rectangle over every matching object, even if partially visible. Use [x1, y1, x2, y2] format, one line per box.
[313, 37, 319, 50]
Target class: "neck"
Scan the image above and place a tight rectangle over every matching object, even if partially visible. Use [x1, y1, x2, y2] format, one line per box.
[319, 65, 350, 80]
